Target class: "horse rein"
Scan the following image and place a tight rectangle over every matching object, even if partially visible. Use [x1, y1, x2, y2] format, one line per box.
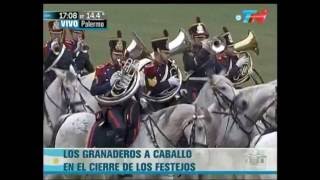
[142, 104, 208, 148]
[210, 81, 277, 147]
[44, 79, 94, 130]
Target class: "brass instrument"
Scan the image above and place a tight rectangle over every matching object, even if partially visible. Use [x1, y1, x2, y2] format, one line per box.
[230, 30, 259, 55]
[168, 28, 192, 56]
[51, 38, 61, 55]
[126, 32, 151, 60]
[111, 58, 136, 97]
[223, 30, 259, 85]
[95, 58, 141, 106]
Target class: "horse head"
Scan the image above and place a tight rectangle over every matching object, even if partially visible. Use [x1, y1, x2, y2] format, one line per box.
[51, 68, 85, 113]
[209, 74, 238, 110]
[232, 81, 277, 131]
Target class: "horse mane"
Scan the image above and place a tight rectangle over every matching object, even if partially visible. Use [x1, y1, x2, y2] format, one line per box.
[151, 105, 177, 123]
[237, 83, 272, 100]
[235, 83, 276, 112]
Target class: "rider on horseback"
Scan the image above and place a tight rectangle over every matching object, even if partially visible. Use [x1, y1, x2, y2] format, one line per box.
[43, 20, 74, 90]
[65, 30, 94, 76]
[142, 30, 180, 110]
[211, 27, 249, 83]
[90, 30, 140, 148]
[181, 17, 216, 102]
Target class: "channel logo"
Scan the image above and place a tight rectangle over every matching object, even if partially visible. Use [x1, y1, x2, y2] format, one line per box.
[235, 9, 268, 24]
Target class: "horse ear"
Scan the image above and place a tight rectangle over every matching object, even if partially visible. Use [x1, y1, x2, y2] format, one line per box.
[51, 68, 66, 79]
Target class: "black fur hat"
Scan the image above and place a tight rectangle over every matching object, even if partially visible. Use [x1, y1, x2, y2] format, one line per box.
[151, 29, 169, 52]
[109, 30, 127, 54]
[188, 16, 209, 38]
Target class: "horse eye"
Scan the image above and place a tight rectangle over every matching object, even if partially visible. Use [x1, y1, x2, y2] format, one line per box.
[221, 87, 226, 91]
[66, 88, 70, 92]
[241, 100, 248, 110]
[197, 126, 203, 131]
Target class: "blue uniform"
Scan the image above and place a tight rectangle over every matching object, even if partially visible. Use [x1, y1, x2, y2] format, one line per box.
[90, 63, 117, 96]
[142, 61, 177, 111]
[43, 44, 74, 91]
[146, 62, 172, 96]
[214, 52, 240, 81]
[65, 39, 94, 76]
[182, 48, 216, 103]
[90, 62, 138, 147]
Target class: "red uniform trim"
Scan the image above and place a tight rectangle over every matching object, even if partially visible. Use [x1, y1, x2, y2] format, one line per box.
[108, 110, 121, 128]
[86, 120, 100, 147]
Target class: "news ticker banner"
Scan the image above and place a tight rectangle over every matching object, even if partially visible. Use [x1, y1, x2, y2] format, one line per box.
[44, 148, 277, 175]
[43, 11, 107, 31]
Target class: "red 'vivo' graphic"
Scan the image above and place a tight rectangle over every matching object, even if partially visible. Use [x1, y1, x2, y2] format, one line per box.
[249, 9, 268, 24]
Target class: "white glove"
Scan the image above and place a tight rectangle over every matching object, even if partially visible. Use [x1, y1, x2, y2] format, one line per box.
[201, 39, 212, 53]
[236, 56, 249, 67]
[168, 75, 180, 87]
[140, 97, 148, 110]
[110, 71, 121, 86]
[74, 38, 82, 53]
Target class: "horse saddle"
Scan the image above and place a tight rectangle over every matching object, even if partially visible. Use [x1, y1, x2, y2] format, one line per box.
[87, 100, 141, 148]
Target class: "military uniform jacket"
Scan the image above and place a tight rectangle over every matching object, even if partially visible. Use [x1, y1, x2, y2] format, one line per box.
[65, 39, 94, 75]
[145, 61, 174, 96]
[43, 44, 74, 71]
[183, 48, 216, 77]
[90, 62, 119, 96]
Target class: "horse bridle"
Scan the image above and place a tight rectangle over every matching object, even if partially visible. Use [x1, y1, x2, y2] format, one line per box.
[189, 104, 209, 147]
[44, 79, 94, 129]
[142, 104, 208, 148]
[210, 81, 277, 147]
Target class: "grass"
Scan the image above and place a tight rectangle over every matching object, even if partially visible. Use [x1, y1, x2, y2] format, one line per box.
[43, 4, 277, 82]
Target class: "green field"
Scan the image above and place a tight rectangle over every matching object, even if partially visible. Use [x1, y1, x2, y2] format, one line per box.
[43, 4, 277, 82]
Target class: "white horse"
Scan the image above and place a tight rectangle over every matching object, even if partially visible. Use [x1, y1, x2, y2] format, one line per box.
[240, 131, 277, 180]
[191, 75, 276, 180]
[206, 75, 277, 147]
[43, 69, 100, 147]
[48, 103, 212, 180]
[47, 75, 277, 179]
[194, 75, 277, 145]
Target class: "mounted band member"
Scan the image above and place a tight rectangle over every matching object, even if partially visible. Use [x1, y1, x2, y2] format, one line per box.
[210, 35, 240, 80]
[212, 27, 254, 83]
[43, 20, 74, 91]
[142, 30, 180, 111]
[65, 30, 94, 76]
[181, 17, 215, 102]
[89, 30, 140, 148]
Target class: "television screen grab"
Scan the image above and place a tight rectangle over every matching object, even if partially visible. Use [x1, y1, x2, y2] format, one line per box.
[43, 4, 277, 180]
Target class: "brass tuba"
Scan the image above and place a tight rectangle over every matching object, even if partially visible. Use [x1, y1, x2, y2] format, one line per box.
[168, 28, 192, 56]
[95, 58, 141, 106]
[231, 30, 259, 55]
[125, 32, 151, 60]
